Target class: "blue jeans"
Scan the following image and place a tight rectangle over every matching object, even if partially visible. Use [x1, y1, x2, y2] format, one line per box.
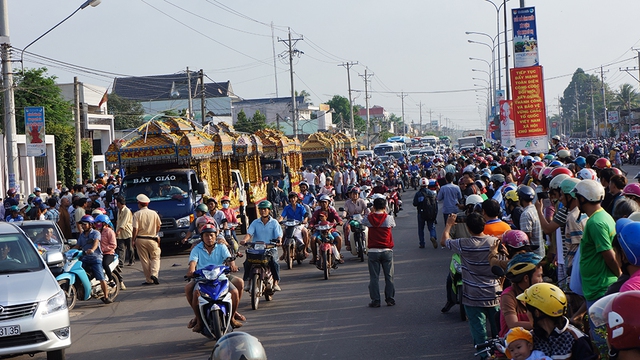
[417, 214, 436, 246]
[464, 305, 499, 357]
[368, 250, 395, 302]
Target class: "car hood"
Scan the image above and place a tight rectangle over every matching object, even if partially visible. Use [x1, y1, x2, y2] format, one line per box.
[0, 269, 59, 304]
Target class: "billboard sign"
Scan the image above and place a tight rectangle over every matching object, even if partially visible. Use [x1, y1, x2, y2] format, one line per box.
[510, 66, 548, 152]
[512, 7, 539, 68]
[608, 111, 619, 124]
[499, 100, 516, 147]
[24, 106, 46, 157]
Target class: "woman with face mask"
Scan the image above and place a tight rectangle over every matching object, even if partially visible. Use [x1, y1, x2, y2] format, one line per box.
[219, 196, 239, 253]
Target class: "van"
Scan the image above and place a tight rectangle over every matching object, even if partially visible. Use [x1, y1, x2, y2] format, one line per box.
[0, 222, 71, 360]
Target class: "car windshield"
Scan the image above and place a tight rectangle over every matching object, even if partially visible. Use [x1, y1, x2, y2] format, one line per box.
[121, 174, 189, 202]
[0, 233, 46, 274]
[20, 223, 63, 246]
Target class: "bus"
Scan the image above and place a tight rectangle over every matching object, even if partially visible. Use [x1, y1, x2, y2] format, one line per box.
[439, 136, 451, 147]
[420, 135, 438, 147]
[457, 135, 485, 150]
[373, 142, 406, 156]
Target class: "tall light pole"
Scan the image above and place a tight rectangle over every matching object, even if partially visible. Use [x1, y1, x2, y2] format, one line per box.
[483, 0, 510, 95]
[8, 0, 101, 188]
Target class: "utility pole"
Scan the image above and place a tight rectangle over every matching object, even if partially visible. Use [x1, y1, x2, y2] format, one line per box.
[601, 66, 609, 137]
[338, 61, 357, 136]
[574, 84, 580, 138]
[359, 69, 373, 148]
[428, 108, 434, 132]
[503, 0, 510, 100]
[200, 69, 206, 125]
[74, 77, 82, 184]
[271, 22, 278, 98]
[589, 81, 596, 137]
[0, 0, 19, 191]
[417, 102, 423, 136]
[278, 28, 303, 138]
[186, 67, 193, 120]
[398, 92, 407, 136]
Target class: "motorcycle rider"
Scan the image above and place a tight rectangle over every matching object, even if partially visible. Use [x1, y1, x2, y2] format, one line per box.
[240, 200, 283, 292]
[94, 215, 125, 290]
[308, 194, 343, 265]
[73, 215, 112, 304]
[278, 191, 309, 257]
[298, 181, 316, 208]
[185, 224, 244, 332]
[182, 204, 210, 244]
[413, 178, 438, 249]
[343, 186, 370, 252]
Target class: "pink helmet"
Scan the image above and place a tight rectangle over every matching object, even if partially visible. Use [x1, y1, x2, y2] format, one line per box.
[538, 167, 554, 181]
[576, 168, 597, 181]
[502, 230, 530, 249]
[622, 183, 640, 198]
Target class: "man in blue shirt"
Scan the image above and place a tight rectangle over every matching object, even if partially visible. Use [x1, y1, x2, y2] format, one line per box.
[73, 215, 111, 304]
[278, 192, 309, 255]
[240, 200, 283, 291]
[185, 224, 243, 331]
[437, 172, 463, 223]
[298, 182, 316, 208]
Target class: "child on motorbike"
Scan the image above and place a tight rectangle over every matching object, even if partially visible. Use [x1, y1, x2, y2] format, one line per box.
[504, 327, 551, 360]
[313, 221, 340, 269]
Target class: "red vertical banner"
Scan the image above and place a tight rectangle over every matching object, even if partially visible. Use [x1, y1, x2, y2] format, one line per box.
[510, 65, 548, 152]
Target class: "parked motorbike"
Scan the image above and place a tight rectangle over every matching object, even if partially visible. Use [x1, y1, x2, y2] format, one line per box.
[281, 219, 307, 269]
[448, 253, 466, 321]
[411, 171, 420, 190]
[315, 223, 340, 280]
[56, 248, 120, 310]
[188, 264, 234, 340]
[245, 241, 278, 310]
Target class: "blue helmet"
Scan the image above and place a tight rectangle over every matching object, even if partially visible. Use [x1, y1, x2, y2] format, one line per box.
[618, 220, 640, 266]
[574, 156, 586, 168]
[549, 160, 563, 167]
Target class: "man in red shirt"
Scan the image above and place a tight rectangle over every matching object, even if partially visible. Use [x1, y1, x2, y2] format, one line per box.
[362, 196, 396, 307]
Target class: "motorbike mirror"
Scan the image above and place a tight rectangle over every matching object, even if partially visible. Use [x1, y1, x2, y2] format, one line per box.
[338, 207, 345, 212]
[67, 239, 77, 246]
[491, 265, 505, 278]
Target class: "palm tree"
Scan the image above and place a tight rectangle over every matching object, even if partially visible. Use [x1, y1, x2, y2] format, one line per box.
[612, 83, 640, 112]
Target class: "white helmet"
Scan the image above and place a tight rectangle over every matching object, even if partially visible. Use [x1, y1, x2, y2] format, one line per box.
[419, 177, 429, 187]
[465, 194, 484, 206]
[572, 179, 605, 202]
[549, 174, 571, 191]
[576, 168, 597, 181]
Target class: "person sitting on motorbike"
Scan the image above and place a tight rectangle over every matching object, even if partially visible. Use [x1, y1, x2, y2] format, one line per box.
[219, 196, 240, 254]
[313, 221, 340, 268]
[517, 283, 597, 359]
[240, 200, 283, 292]
[385, 172, 403, 193]
[343, 186, 370, 251]
[206, 197, 228, 233]
[278, 192, 309, 257]
[73, 215, 112, 304]
[182, 204, 211, 245]
[308, 195, 343, 264]
[298, 181, 316, 208]
[94, 215, 124, 290]
[185, 224, 244, 332]
[371, 177, 389, 195]
[499, 252, 543, 337]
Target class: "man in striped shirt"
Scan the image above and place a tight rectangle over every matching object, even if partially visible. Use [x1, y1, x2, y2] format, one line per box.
[441, 212, 501, 358]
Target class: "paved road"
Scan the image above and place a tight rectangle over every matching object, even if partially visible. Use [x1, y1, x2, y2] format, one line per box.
[22, 162, 640, 360]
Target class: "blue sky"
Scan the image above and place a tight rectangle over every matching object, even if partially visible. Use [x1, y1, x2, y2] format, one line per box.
[9, 0, 640, 130]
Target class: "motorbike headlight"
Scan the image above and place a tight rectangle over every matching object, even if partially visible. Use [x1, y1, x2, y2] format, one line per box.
[43, 290, 67, 314]
[454, 262, 463, 273]
[176, 215, 191, 228]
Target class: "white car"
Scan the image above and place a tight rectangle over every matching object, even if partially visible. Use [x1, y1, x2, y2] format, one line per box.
[0, 222, 70, 360]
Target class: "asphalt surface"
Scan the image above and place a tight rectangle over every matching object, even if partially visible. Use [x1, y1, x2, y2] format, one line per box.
[14, 164, 640, 360]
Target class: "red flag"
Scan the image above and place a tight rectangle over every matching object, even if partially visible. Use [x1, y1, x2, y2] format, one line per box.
[98, 90, 108, 107]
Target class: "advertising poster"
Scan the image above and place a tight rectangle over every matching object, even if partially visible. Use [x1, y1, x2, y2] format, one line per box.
[510, 66, 549, 153]
[24, 106, 46, 157]
[512, 7, 538, 68]
[499, 100, 516, 147]
[608, 111, 619, 124]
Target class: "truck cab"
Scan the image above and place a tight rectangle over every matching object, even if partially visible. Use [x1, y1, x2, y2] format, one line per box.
[120, 169, 206, 246]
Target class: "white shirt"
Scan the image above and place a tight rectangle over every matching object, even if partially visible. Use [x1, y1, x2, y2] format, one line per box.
[303, 171, 317, 186]
[349, 169, 357, 185]
[319, 172, 326, 187]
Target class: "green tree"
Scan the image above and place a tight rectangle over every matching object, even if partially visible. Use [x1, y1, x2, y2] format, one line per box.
[107, 93, 145, 129]
[560, 68, 615, 136]
[234, 110, 268, 133]
[325, 95, 365, 133]
[296, 90, 312, 105]
[6, 67, 92, 186]
[611, 83, 640, 112]
[251, 110, 268, 131]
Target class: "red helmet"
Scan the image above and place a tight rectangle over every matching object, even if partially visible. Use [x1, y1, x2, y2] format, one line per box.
[530, 162, 546, 180]
[594, 158, 612, 170]
[611, 167, 623, 176]
[548, 167, 573, 179]
[602, 291, 640, 350]
[220, 196, 230, 202]
[521, 150, 529, 156]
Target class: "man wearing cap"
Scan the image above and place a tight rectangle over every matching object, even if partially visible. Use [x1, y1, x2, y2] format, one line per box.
[32, 187, 42, 202]
[490, 173, 506, 205]
[132, 194, 162, 285]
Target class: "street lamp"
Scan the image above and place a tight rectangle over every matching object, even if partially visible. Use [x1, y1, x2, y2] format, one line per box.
[20, 0, 101, 72]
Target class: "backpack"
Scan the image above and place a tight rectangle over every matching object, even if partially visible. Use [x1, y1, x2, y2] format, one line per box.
[418, 189, 438, 222]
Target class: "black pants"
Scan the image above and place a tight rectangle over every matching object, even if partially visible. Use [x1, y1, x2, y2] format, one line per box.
[117, 238, 134, 266]
[102, 254, 122, 283]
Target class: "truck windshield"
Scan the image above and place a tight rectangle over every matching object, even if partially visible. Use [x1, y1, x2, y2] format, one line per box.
[121, 174, 190, 203]
[261, 160, 282, 179]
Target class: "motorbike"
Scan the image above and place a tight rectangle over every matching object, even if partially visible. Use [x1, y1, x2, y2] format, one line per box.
[386, 187, 402, 217]
[56, 248, 120, 310]
[474, 337, 506, 359]
[221, 221, 241, 258]
[401, 171, 410, 192]
[315, 224, 340, 280]
[189, 264, 234, 340]
[245, 241, 277, 310]
[448, 253, 466, 321]
[281, 219, 307, 269]
[410, 170, 420, 190]
[347, 214, 368, 262]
